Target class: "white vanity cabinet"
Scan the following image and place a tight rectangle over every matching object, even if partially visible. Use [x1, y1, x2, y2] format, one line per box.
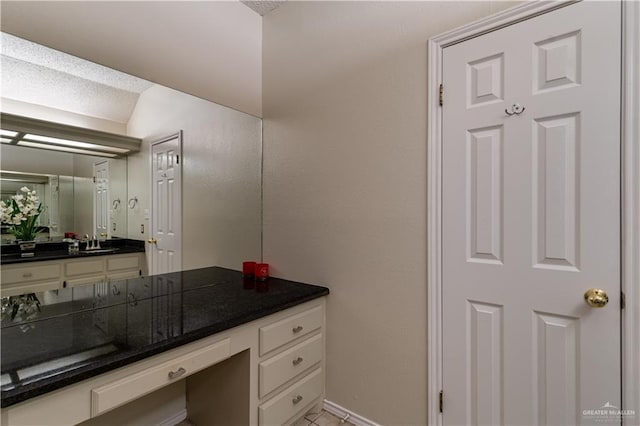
[0, 263, 61, 296]
[1, 298, 326, 426]
[65, 258, 106, 288]
[0, 252, 146, 297]
[258, 306, 325, 425]
[106, 255, 144, 281]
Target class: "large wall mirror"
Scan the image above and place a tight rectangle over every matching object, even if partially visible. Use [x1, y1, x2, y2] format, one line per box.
[0, 33, 262, 271]
[0, 148, 128, 243]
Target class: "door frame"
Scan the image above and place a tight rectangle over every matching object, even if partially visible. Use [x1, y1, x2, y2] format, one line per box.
[426, 1, 640, 424]
[149, 131, 183, 275]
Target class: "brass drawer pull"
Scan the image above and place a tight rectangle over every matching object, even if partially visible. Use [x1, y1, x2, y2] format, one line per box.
[292, 356, 304, 366]
[23, 272, 33, 278]
[168, 367, 186, 380]
[292, 395, 303, 404]
[292, 325, 303, 333]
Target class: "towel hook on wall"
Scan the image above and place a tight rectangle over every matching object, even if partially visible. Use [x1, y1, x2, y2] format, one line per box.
[128, 197, 138, 209]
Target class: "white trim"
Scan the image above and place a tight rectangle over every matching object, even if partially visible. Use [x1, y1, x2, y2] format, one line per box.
[622, 0, 640, 419]
[426, 33, 443, 426]
[427, 1, 639, 424]
[323, 400, 381, 426]
[155, 408, 187, 426]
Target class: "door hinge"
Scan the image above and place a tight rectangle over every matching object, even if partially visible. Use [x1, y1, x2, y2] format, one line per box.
[92, 176, 96, 183]
[439, 390, 444, 413]
[621, 291, 626, 309]
[439, 84, 444, 107]
[176, 154, 180, 164]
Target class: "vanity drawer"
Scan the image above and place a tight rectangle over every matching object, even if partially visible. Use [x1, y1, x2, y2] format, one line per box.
[260, 334, 323, 397]
[107, 255, 140, 272]
[66, 274, 106, 288]
[260, 306, 323, 356]
[65, 259, 104, 277]
[1, 263, 60, 285]
[259, 368, 322, 426]
[91, 338, 231, 416]
[0, 280, 60, 297]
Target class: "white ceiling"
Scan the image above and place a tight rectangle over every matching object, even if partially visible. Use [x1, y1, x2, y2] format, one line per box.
[241, 1, 286, 16]
[1, 33, 153, 124]
[0, 1, 263, 117]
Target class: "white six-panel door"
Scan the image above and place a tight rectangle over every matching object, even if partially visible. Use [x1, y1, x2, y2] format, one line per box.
[93, 160, 109, 239]
[442, 2, 621, 424]
[150, 133, 182, 275]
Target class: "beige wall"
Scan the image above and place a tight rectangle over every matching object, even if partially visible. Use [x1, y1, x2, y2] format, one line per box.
[1, 144, 74, 176]
[1, 1, 263, 117]
[262, 2, 517, 424]
[127, 85, 262, 271]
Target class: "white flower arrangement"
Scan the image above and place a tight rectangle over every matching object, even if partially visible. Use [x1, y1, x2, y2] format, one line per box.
[0, 186, 44, 241]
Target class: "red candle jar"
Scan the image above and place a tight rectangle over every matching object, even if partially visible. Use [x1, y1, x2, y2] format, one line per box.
[242, 261, 256, 278]
[255, 263, 269, 281]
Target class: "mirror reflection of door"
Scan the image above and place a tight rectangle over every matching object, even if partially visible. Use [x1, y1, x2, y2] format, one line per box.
[48, 175, 59, 235]
[93, 160, 109, 239]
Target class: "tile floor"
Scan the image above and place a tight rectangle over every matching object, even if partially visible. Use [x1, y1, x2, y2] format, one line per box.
[293, 409, 355, 426]
[175, 408, 354, 426]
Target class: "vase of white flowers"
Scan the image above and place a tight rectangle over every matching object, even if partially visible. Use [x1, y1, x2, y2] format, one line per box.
[1, 186, 43, 257]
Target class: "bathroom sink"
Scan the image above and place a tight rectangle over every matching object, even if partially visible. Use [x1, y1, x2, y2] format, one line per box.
[81, 248, 120, 255]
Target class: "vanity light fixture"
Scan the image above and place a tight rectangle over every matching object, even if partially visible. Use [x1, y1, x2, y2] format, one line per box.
[17, 141, 119, 158]
[0, 112, 141, 158]
[1, 130, 18, 138]
[23, 134, 130, 154]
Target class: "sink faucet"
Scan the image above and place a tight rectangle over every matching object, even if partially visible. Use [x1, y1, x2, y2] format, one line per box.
[84, 234, 101, 250]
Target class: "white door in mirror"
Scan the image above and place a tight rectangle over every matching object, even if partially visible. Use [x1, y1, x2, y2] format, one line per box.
[93, 160, 109, 239]
[150, 132, 183, 275]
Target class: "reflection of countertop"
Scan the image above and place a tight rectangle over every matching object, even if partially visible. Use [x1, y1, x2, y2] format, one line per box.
[0, 266, 329, 407]
[0, 239, 145, 265]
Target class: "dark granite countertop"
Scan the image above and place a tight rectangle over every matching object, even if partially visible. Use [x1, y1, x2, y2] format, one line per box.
[0, 239, 145, 265]
[0, 267, 329, 407]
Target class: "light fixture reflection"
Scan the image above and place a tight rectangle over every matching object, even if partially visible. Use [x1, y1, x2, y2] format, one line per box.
[1, 113, 142, 158]
[24, 134, 129, 154]
[18, 141, 118, 158]
[1, 129, 18, 137]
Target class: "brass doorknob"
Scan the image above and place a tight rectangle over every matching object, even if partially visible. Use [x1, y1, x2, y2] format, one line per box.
[148, 238, 157, 244]
[584, 288, 609, 308]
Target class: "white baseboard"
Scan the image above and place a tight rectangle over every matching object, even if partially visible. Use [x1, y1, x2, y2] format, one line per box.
[323, 400, 381, 426]
[156, 408, 187, 426]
